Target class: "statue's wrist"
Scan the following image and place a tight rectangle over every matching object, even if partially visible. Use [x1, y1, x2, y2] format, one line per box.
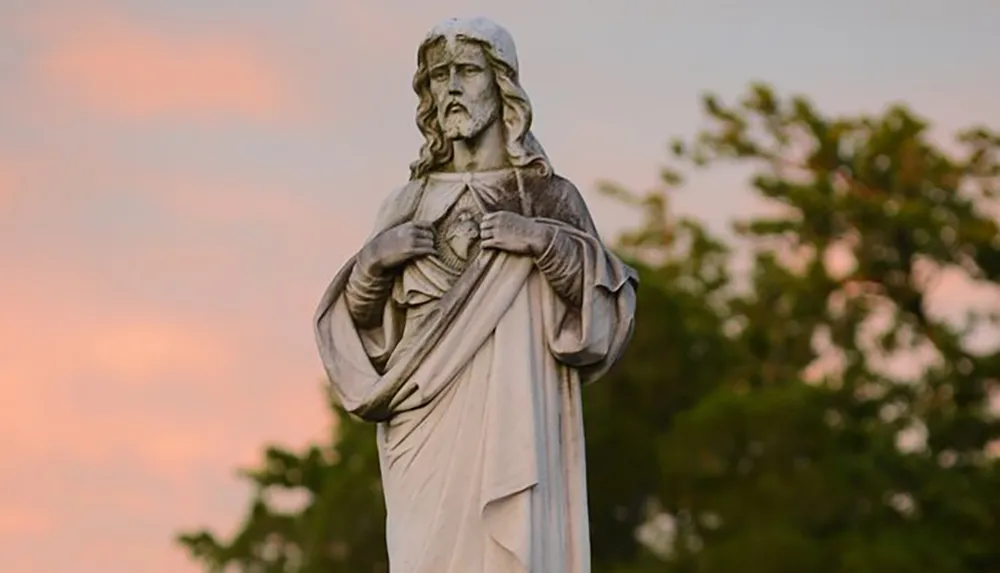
[357, 247, 385, 277]
[530, 224, 557, 258]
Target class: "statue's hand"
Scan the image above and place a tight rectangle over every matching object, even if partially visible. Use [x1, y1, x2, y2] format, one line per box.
[359, 221, 436, 274]
[480, 211, 554, 257]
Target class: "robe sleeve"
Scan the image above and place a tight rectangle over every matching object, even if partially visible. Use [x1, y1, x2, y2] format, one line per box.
[530, 176, 639, 383]
[315, 180, 423, 378]
[344, 258, 395, 328]
[316, 257, 404, 376]
[533, 228, 584, 307]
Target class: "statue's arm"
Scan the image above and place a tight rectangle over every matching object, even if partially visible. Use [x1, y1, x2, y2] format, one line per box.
[527, 175, 638, 377]
[341, 179, 426, 329]
[529, 175, 610, 308]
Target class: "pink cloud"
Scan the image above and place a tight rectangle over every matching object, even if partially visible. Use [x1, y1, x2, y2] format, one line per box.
[0, 259, 331, 571]
[84, 317, 237, 381]
[0, 175, 334, 560]
[0, 255, 326, 463]
[31, 7, 301, 123]
[0, 506, 51, 537]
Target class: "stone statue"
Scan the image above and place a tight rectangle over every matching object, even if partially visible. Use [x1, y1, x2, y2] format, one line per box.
[314, 16, 638, 572]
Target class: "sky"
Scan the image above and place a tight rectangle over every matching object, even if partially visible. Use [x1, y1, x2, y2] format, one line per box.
[0, 1, 998, 572]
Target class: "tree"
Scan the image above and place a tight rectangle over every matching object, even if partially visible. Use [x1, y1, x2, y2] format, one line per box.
[176, 83, 1000, 572]
[622, 82, 1000, 572]
[177, 403, 389, 572]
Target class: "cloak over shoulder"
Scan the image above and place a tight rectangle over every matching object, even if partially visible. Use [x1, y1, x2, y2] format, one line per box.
[313, 169, 637, 421]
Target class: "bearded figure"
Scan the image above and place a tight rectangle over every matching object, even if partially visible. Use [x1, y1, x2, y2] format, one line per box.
[314, 16, 638, 573]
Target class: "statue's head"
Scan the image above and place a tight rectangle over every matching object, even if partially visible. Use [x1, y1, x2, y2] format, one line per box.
[409, 17, 550, 180]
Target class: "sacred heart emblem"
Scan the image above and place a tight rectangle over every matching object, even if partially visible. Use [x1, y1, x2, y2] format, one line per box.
[444, 210, 480, 260]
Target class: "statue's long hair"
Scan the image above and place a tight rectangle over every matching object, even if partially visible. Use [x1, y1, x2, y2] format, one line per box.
[408, 37, 551, 181]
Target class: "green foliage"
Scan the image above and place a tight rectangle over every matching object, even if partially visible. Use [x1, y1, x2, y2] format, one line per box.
[177, 404, 388, 572]
[177, 83, 1000, 572]
[633, 82, 1000, 572]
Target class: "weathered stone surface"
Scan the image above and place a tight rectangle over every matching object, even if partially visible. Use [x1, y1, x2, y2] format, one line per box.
[314, 16, 638, 572]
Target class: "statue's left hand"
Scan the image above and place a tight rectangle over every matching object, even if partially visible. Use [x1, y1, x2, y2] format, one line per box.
[480, 211, 554, 257]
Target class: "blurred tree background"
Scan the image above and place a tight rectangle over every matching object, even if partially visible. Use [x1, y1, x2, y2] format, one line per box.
[176, 82, 1000, 572]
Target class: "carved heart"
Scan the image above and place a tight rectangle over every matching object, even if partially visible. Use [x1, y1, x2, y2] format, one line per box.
[446, 219, 479, 259]
[449, 234, 471, 259]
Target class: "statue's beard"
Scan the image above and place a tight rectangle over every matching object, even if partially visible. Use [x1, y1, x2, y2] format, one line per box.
[440, 103, 499, 141]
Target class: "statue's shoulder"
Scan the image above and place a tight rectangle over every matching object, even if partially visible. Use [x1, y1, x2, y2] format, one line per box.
[523, 170, 594, 232]
[370, 178, 427, 235]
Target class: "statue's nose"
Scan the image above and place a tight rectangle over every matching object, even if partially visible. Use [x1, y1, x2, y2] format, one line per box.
[448, 69, 462, 94]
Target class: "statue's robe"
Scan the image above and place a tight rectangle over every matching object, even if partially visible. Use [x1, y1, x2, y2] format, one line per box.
[314, 168, 637, 573]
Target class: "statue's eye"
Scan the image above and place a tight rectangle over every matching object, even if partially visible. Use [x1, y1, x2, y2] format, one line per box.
[430, 68, 448, 81]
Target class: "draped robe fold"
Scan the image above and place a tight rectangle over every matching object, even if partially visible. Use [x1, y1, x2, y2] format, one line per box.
[314, 168, 638, 572]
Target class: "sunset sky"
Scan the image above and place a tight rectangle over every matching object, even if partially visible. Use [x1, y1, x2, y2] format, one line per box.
[1, 1, 998, 572]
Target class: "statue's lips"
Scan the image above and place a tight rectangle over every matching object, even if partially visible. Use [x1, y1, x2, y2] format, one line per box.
[445, 103, 467, 114]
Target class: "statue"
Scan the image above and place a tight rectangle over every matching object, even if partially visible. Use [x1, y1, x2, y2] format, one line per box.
[314, 16, 638, 572]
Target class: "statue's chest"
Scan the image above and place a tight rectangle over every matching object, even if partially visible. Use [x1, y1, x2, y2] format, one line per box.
[409, 173, 523, 276]
[433, 190, 484, 273]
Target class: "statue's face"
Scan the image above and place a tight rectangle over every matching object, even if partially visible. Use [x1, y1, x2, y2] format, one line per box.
[424, 38, 500, 141]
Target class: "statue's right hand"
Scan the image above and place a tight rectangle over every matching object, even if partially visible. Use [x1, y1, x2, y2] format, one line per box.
[358, 221, 436, 274]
